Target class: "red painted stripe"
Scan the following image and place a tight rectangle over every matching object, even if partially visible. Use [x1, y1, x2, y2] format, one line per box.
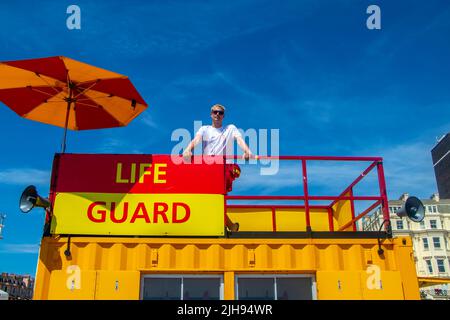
[53, 154, 226, 194]
[225, 155, 383, 161]
[349, 189, 357, 231]
[271, 207, 277, 232]
[328, 207, 334, 231]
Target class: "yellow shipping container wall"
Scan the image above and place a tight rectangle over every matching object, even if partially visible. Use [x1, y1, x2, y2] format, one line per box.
[34, 236, 420, 300]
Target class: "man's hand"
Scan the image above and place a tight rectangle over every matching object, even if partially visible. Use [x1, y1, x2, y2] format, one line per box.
[242, 150, 253, 160]
[182, 149, 192, 161]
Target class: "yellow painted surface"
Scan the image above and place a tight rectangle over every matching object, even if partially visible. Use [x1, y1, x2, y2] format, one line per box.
[332, 192, 354, 231]
[227, 207, 331, 232]
[361, 271, 404, 300]
[95, 271, 140, 300]
[224, 272, 235, 300]
[51, 193, 224, 236]
[47, 270, 97, 300]
[226, 209, 273, 231]
[392, 236, 420, 299]
[317, 270, 404, 300]
[317, 271, 363, 299]
[276, 209, 330, 231]
[34, 236, 420, 300]
[418, 277, 450, 287]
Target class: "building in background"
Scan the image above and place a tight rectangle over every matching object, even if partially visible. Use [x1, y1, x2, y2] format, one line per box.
[0, 273, 34, 300]
[0, 289, 8, 300]
[360, 193, 450, 300]
[432, 133, 450, 199]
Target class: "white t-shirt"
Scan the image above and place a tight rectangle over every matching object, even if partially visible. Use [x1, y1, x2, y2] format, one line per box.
[195, 125, 242, 156]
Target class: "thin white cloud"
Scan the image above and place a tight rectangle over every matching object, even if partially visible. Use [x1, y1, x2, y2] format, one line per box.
[232, 163, 300, 194]
[0, 243, 40, 254]
[97, 138, 127, 153]
[140, 113, 159, 129]
[374, 142, 436, 199]
[110, 2, 313, 57]
[0, 169, 49, 186]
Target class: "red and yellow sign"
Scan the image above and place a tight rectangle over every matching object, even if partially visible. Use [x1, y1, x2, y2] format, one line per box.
[50, 154, 226, 236]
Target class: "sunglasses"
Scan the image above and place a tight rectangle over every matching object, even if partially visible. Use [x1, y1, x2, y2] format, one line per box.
[212, 110, 224, 115]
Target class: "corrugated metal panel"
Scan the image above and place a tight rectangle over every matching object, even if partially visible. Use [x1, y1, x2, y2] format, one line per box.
[34, 236, 420, 300]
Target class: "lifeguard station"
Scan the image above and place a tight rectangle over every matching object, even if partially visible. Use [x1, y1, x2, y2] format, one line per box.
[24, 153, 421, 300]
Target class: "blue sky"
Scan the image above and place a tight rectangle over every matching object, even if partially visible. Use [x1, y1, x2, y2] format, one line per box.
[0, 1, 449, 276]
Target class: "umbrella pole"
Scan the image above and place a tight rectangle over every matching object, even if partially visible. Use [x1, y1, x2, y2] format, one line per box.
[61, 86, 73, 153]
[61, 102, 71, 153]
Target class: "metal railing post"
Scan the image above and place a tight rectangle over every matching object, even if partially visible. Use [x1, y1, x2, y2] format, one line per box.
[376, 160, 391, 234]
[302, 159, 311, 232]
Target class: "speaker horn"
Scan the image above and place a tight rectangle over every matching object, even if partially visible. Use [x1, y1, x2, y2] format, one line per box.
[396, 196, 425, 222]
[19, 185, 50, 213]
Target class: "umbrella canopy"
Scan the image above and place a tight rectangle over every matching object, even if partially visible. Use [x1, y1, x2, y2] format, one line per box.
[0, 56, 148, 151]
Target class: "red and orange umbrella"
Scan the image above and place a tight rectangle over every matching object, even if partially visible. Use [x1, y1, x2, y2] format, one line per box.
[0, 56, 148, 152]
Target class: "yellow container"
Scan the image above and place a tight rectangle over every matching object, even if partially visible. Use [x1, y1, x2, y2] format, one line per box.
[34, 235, 420, 300]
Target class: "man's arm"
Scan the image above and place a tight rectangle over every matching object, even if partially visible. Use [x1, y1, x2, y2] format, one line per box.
[236, 136, 253, 160]
[183, 134, 202, 158]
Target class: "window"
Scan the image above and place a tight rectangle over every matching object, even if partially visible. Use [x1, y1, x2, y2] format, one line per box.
[430, 220, 437, 229]
[426, 206, 437, 213]
[426, 260, 433, 273]
[389, 206, 401, 214]
[420, 220, 425, 229]
[433, 237, 441, 249]
[396, 220, 404, 230]
[237, 278, 274, 300]
[423, 238, 429, 250]
[236, 275, 315, 300]
[141, 275, 223, 300]
[437, 260, 446, 273]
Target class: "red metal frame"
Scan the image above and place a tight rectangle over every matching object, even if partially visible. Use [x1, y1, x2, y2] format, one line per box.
[224, 155, 390, 233]
[349, 188, 357, 231]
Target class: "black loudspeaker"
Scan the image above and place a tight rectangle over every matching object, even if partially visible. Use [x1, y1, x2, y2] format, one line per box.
[396, 196, 425, 222]
[19, 185, 50, 213]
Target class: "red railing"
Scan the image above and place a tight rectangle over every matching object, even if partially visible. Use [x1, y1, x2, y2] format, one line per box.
[224, 155, 391, 233]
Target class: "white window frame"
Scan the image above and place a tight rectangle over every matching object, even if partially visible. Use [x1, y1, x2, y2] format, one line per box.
[140, 274, 224, 300]
[235, 274, 317, 300]
[433, 237, 441, 249]
[423, 238, 429, 250]
[425, 260, 433, 273]
[420, 220, 425, 229]
[430, 220, 438, 229]
[396, 220, 404, 230]
[436, 259, 446, 273]
[426, 206, 437, 213]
